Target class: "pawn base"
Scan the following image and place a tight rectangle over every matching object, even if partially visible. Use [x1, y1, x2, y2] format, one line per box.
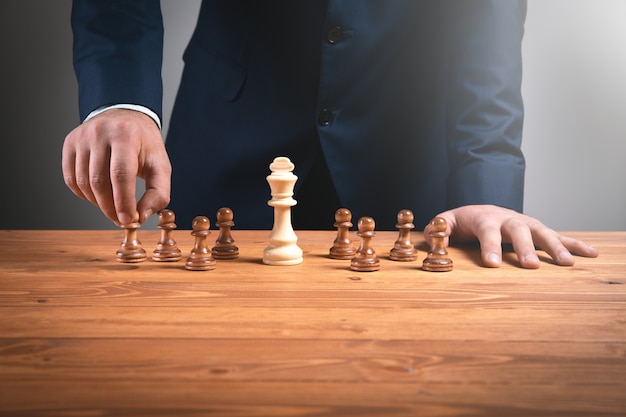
[185, 258, 216, 271]
[389, 248, 418, 262]
[350, 257, 380, 272]
[422, 258, 453, 272]
[152, 249, 182, 262]
[116, 249, 147, 263]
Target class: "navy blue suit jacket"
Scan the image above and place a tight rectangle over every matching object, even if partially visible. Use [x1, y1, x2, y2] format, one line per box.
[72, 0, 527, 230]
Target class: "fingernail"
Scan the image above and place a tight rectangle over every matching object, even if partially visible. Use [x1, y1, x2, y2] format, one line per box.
[118, 213, 131, 226]
[558, 251, 571, 260]
[557, 251, 574, 264]
[488, 253, 500, 264]
[523, 254, 540, 264]
[142, 209, 154, 223]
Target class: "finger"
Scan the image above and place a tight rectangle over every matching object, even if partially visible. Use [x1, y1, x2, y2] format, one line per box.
[137, 187, 170, 223]
[61, 142, 87, 201]
[137, 145, 172, 223]
[110, 147, 138, 226]
[89, 143, 119, 225]
[474, 221, 503, 268]
[137, 166, 171, 224]
[502, 220, 540, 269]
[559, 235, 600, 258]
[137, 189, 169, 224]
[74, 146, 98, 207]
[529, 226, 575, 266]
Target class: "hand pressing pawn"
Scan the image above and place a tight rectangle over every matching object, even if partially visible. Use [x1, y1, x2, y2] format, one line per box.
[116, 212, 147, 263]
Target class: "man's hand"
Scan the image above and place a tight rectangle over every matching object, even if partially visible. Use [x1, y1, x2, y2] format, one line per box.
[62, 109, 172, 226]
[427, 205, 599, 268]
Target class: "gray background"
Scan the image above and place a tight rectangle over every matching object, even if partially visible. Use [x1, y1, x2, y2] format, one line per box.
[1, 0, 624, 231]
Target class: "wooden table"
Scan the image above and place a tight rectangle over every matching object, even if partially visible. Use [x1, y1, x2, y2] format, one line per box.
[0, 230, 625, 416]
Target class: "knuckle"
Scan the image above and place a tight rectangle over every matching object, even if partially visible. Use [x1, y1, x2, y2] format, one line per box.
[157, 193, 171, 208]
[147, 189, 171, 211]
[475, 218, 499, 235]
[110, 165, 134, 183]
[63, 175, 77, 188]
[501, 217, 526, 231]
[74, 175, 90, 190]
[89, 173, 108, 192]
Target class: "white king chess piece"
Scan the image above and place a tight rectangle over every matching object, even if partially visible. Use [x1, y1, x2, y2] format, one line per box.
[263, 156, 304, 265]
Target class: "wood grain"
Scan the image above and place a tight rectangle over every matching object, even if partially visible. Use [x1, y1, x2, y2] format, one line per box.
[0, 230, 625, 416]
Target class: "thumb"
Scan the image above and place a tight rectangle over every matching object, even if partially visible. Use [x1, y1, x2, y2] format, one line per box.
[137, 163, 171, 224]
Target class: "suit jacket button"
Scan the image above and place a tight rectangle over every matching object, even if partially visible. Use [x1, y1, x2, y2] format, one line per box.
[326, 26, 344, 44]
[318, 109, 334, 126]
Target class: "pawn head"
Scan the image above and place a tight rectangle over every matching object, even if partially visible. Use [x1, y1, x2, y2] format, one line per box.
[335, 207, 352, 223]
[216, 207, 234, 222]
[158, 209, 175, 224]
[358, 216, 375, 232]
[192, 216, 210, 231]
[429, 216, 448, 233]
[397, 209, 414, 224]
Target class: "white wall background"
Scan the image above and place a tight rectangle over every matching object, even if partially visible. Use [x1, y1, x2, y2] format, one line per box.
[522, 0, 626, 231]
[1, 0, 624, 230]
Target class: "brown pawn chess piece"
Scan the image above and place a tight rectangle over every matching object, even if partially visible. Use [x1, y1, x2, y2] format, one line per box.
[211, 207, 239, 260]
[350, 216, 380, 272]
[329, 208, 356, 260]
[389, 209, 418, 261]
[152, 209, 182, 262]
[116, 213, 147, 263]
[185, 216, 216, 271]
[422, 216, 453, 272]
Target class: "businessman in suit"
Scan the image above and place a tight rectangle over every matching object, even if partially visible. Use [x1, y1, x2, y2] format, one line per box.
[63, 0, 598, 268]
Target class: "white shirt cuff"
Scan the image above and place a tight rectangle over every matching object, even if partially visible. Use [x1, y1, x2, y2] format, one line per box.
[84, 104, 162, 130]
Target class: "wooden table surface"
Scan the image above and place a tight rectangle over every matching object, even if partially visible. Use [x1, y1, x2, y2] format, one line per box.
[0, 229, 625, 416]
